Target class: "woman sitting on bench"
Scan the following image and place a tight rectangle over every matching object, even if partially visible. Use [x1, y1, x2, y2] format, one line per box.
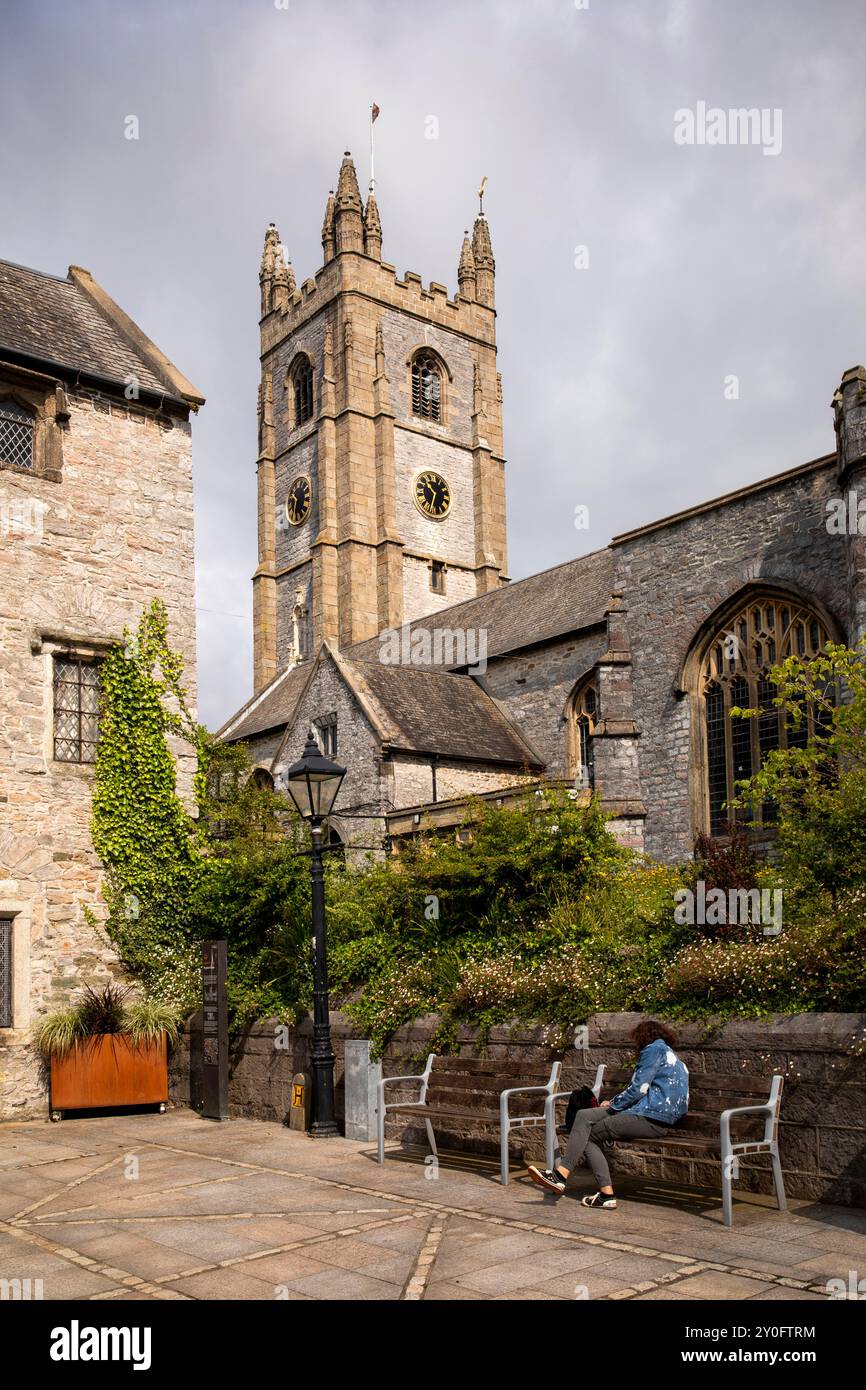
[528, 1019, 689, 1209]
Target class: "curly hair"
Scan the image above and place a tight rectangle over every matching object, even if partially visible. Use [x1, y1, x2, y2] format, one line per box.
[631, 1019, 678, 1052]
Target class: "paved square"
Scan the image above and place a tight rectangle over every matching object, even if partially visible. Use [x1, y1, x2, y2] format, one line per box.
[0, 1110, 863, 1301]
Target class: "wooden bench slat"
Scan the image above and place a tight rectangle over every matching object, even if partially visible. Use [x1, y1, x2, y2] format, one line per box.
[428, 1067, 556, 1089]
[430, 1058, 555, 1076]
[601, 1069, 776, 1092]
[388, 1103, 504, 1123]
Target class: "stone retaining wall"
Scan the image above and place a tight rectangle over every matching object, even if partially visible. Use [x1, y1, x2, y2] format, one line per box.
[169, 1011, 866, 1208]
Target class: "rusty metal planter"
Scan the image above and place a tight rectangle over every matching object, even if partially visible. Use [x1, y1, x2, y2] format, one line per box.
[49, 1034, 168, 1118]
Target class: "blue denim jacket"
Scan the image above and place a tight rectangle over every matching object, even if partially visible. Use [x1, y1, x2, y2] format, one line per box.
[609, 1038, 689, 1124]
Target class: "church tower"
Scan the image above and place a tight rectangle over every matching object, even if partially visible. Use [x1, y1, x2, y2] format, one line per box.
[252, 152, 509, 692]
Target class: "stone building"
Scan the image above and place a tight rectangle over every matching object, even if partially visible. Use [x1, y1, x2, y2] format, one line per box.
[0, 259, 203, 1117]
[222, 152, 866, 864]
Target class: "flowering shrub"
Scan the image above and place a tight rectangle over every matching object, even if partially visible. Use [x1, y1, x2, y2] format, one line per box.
[92, 615, 866, 1050]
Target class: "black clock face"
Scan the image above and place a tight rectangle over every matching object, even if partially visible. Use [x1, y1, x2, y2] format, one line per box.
[286, 475, 312, 527]
[414, 470, 451, 520]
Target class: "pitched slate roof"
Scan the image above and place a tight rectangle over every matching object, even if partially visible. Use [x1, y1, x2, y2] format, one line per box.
[217, 662, 312, 743]
[0, 259, 203, 407]
[348, 545, 613, 667]
[334, 651, 544, 766]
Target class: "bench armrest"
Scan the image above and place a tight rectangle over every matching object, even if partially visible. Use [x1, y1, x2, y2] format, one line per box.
[720, 1102, 775, 1148]
[377, 1053, 436, 1108]
[499, 1084, 552, 1126]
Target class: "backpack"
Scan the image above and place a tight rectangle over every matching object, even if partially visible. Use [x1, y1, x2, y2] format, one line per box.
[563, 1085, 599, 1133]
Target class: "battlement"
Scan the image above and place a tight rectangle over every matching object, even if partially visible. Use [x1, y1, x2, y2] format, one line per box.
[259, 151, 496, 355]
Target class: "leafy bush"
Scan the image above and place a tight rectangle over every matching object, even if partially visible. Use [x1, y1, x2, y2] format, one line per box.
[85, 608, 866, 1056]
[731, 639, 866, 914]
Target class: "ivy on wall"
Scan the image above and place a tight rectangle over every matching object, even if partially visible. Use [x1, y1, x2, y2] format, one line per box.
[90, 599, 309, 1020]
[90, 600, 209, 1007]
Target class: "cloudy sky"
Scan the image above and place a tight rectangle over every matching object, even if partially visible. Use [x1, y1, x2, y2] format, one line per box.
[4, 0, 864, 728]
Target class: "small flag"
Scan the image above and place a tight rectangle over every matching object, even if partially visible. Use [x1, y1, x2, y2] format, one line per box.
[371, 102, 380, 123]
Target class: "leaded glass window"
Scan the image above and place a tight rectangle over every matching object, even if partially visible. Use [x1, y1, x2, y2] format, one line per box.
[700, 597, 831, 836]
[53, 657, 102, 764]
[411, 354, 442, 422]
[315, 712, 338, 758]
[292, 358, 314, 426]
[570, 682, 599, 790]
[0, 918, 12, 1028]
[0, 399, 34, 471]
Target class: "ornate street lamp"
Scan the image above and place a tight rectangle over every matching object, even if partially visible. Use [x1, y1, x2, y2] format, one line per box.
[284, 731, 346, 1138]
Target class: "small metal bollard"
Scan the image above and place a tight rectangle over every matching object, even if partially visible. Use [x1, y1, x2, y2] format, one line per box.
[289, 1071, 312, 1132]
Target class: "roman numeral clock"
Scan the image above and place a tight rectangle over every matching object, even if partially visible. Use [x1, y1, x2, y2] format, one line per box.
[286, 475, 312, 527]
[414, 470, 451, 520]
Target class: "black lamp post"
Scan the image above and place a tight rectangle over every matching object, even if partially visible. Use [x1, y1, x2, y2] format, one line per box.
[283, 732, 346, 1138]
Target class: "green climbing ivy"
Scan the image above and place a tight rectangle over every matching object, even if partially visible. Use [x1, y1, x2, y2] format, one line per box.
[90, 599, 310, 1021]
[90, 599, 209, 1009]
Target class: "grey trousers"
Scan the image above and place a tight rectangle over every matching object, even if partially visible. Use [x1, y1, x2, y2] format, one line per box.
[561, 1107, 671, 1188]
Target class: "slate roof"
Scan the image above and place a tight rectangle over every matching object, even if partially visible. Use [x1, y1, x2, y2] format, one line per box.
[220, 547, 613, 755]
[341, 654, 544, 766]
[217, 663, 312, 742]
[0, 259, 202, 405]
[348, 545, 613, 667]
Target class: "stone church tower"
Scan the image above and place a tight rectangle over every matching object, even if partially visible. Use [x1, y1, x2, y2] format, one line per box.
[252, 152, 509, 692]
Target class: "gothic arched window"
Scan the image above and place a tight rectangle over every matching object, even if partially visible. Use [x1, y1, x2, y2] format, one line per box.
[698, 595, 833, 836]
[567, 680, 599, 790]
[411, 353, 442, 422]
[0, 398, 35, 471]
[291, 356, 314, 427]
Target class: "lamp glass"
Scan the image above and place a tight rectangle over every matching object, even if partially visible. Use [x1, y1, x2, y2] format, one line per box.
[285, 735, 346, 821]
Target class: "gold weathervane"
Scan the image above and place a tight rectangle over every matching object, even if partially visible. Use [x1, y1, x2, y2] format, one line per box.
[478, 176, 488, 213]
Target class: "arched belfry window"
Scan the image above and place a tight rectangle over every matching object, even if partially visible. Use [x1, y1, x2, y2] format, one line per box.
[411, 353, 442, 422]
[567, 679, 599, 790]
[0, 398, 35, 471]
[291, 356, 314, 427]
[697, 594, 833, 837]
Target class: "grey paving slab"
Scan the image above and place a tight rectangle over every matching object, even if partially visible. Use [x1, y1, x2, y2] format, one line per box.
[166, 1267, 304, 1300]
[674, 1270, 777, 1298]
[125, 1218, 272, 1263]
[748, 1287, 828, 1300]
[212, 1249, 334, 1287]
[2, 1110, 863, 1303]
[284, 1267, 401, 1300]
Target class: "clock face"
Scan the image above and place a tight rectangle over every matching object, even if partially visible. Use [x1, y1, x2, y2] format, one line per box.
[286, 475, 312, 527]
[414, 470, 451, 520]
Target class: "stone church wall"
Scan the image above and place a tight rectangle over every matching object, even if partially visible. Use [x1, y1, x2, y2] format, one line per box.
[616, 459, 847, 862]
[394, 430, 477, 584]
[277, 653, 388, 846]
[0, 387, 197, 1119]
[481, 628, 608, 776]
[390, 755, 537, 809]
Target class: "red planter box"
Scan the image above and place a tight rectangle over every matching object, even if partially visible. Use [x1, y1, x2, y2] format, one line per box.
[50, 1034, 168, 1114]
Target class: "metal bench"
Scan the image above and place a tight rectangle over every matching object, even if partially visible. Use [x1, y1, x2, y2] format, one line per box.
[547, 1064, 787, 1226]
[376, 1052, 604, 1185]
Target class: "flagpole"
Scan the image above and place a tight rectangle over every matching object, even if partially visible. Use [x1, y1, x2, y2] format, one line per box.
[370, 102, 376, 193]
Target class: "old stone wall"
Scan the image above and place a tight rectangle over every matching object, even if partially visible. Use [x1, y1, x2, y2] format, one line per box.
[170, 1010, 866, 1208]
[390, 754, 537, 808]
[616, 459, 848, 861]
[278, 651, 388, 849]
[482, 629, 607, 776]
[0, 385, 197, 1118]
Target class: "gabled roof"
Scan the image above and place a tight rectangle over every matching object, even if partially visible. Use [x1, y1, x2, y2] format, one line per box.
[310, 645, 544, 767]
[217, 662, 313, 743]
[0, 260, 204, 408]
[257, 642, 545, 771]
[347, 545, 613, 667]
[220, 548, 613, 755]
